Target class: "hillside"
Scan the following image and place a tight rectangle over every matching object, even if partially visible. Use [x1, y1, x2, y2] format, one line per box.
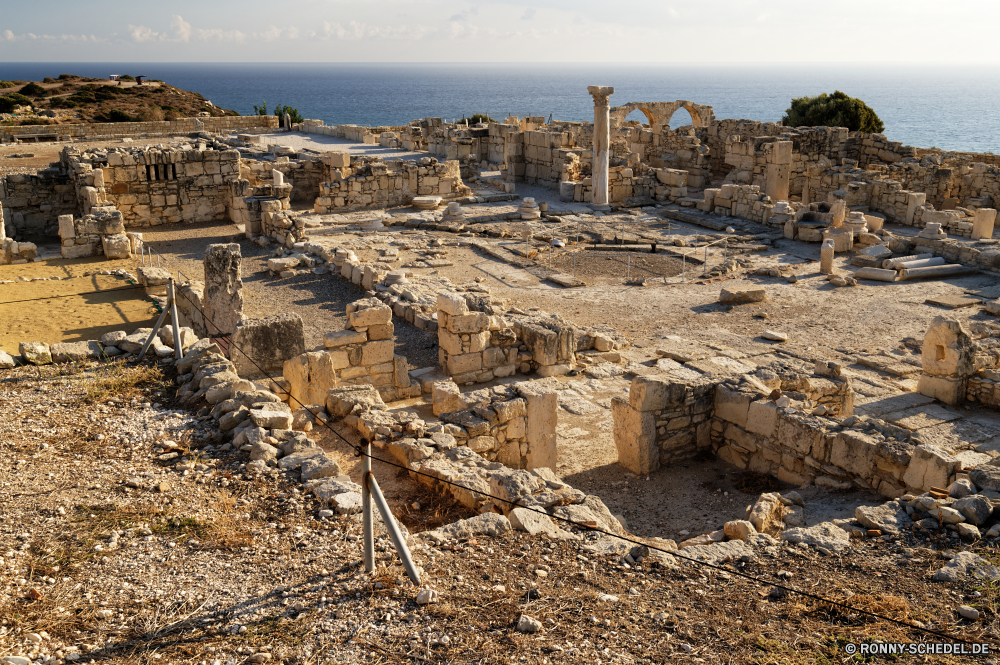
[0, 74, 240, 125]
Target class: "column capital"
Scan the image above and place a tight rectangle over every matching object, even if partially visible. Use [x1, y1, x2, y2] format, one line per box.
[587, 85, 615, 108]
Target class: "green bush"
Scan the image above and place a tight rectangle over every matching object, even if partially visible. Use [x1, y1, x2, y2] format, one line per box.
[19, 82, 47, 97]
[18, 118, 51, 126]
[273, 104, 303, 125]
[468, 113, 497, 124]
[0, 81, 16, 89]
[781, 91, 884, 134]
[0, 93, 32, 113]
[42, 77, 56, 84]
[119, 75, 136, 82]
[101, 109, 139, 123]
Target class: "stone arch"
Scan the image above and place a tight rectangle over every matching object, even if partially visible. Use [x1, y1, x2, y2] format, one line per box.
[609, 101, 715, 128]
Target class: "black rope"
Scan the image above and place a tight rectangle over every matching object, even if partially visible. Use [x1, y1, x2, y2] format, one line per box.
[172, 276, 988, 647]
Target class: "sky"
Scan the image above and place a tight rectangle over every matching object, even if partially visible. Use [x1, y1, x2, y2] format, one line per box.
[1, 0, 998, 63]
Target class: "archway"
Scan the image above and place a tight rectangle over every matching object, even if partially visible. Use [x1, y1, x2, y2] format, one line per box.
[667, 105, 696, 128]
[623, 107, 656, 127]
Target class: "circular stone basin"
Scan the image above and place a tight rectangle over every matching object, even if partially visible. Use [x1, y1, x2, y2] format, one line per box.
[412, 196, 443, 210]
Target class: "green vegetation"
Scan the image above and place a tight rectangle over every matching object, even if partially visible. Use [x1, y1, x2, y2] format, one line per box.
[0, 93, 32, 113]
[19, 82, 48, 97]
[273, 104, 303, 125]
[100, 109, 139, 123]
[781, 90, 884, 134]
[468, 113, 497, 124]
[118, 74, 136, 82]
[42, 76, 56, 83]
[0, 80, 16, 89]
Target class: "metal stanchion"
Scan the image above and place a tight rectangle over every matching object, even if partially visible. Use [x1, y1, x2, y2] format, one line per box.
[361, 440, 421, 585]
[168, 278, 182, 361]
[362, 441, 375, 573]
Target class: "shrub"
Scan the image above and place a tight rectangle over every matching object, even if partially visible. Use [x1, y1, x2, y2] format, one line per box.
[468, 113, 497, 124]
[18, 118, 51, 126]
[19, 82, 47, 97]
[0, 94, 32, 113]
[119, 75, 135, 81]
[42, 77, 55, 83]
[139, 106, 164, 122]
[0, 80, 16, 89]
[101, 109, 139, 123]
[273, 104, 304, 124]
[781, 91, 884, 134]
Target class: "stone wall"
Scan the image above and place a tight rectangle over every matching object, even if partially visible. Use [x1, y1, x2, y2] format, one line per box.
[430, 379, 558, 470]
[283, 298, 420, 405]
[58, 208, 136, 260]
[313, 155, 470, 213]
[0, 115, 278, 142]
[0, 169, 77, 238]
[614, 369, 958, 499]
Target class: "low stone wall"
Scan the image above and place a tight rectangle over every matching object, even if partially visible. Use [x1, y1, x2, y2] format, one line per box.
[313, 155, 470, 212]
[431, 379, 558, 470]
[0, 116, 279, 142]
[283, 298, 420, 405]
[614, 370, 961, 499]
[58, 208, 136, 260]
[0, 169, 77, 237]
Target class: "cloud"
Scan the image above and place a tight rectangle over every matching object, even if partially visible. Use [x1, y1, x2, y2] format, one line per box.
[521, 8, 536, 20]
[172, 15, 192, 41]
[196, 28, 245, 42]
[128, 24, 161, 42]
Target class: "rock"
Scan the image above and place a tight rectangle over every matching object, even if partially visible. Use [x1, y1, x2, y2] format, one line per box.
[948, 479, 976, 498]
[248, 654, 272, 663]
[970, 463, 1000, 492]
[957, 523, 981, 541]
[781, 522, 851, 553]
[855, 502, 912, 534]
[250, 408, 293, 429]
[2, 657, 32, 665]
[597, 593, 619, 603]
[100, 330, 127, 346]
[334, 492, 363, 515]
[51, 340, 104, 363]
[516, 614, 542, 634]
[930, 505, 965, 525]
[19, 341, 51, 365]
[747, 493, 785, 535]
[932, 551, 1000, 582]
[249, 442, 279, 462]
[719, 287, 767, 305]
[0, 349, 15, 369]
[761, 330, 788, 342]
[509, 507, 576, 540]
[678, 539, 756, 565]
[829, 275, 847, 287]
[952, 495, 993, 526]
[300, 454, 341, 482]
[420, 513, 511, 543]
[416, 588, 439, 605]
[723, 520, 756, 541]
[958, 605, 980, 620]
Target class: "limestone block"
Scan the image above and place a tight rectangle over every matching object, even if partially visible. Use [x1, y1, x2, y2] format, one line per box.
[521, 324, 558, 366]
[448, 313, 490, 333]
[58, 214, 75, 239]
[324, 330, 366, 348]
[973, 208, 997, 241]
[437, 292, 469, 316]
[902, 444, 958, 492]
[715, 384, 752, 428]
[629, 374, 685, 412]
[203, 243, 244, 337]
[446, 352, 483, 375]
[719, 287, 766, 305]
[611, 396, 658, 474]
[50, 341, 103, 362]
[917, 374, 966, 405]
[102, 233, 132, 259]
[517, 381, 559, 471]
[432, 380, 468, 416]
[19, 341, 51, 365]
[747, 492, 784, 536]
[349, 303, 392, 328]
[230, 313, 305, 378]
[745, 399, 778, 437]
[361, 340, 394, 366]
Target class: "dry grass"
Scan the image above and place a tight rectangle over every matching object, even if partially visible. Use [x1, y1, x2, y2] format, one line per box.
[81, 361, 169, 404]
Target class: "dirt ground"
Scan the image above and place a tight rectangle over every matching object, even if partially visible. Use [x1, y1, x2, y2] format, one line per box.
[0, 273, 156, 355]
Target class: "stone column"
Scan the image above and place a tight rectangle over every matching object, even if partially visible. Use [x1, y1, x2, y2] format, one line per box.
[203, 243, 244, 337]
[587, 86, 614, 210]
[820, 239, 835, 274]
[972, 208, 997, 240]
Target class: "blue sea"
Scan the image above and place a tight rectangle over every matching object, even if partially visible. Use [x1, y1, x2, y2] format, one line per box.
[1, 62, 998, 153]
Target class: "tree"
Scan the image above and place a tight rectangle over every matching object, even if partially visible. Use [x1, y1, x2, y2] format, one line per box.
[781, 91, 884, 134]
[273, 104, 303, 125]
[253, 101, 268, 116]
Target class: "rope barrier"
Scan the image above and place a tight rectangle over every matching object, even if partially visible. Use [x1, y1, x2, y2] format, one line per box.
[0, 283, 147, 305]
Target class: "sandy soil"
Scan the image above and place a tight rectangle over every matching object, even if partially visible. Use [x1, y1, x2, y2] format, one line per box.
[0, 273, 157, 354]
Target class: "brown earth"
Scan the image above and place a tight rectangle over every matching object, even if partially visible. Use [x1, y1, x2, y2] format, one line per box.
[1, 74, 239, 126]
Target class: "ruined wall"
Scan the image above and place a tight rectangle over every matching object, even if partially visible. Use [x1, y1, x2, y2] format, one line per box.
[0, 170, 77, 237]
[283, 298, 419, 405]
[614, 372, 959, 499]
[58, 208, 135, 260]
[314, 155, 470, 213]
[0, 115, 278, 143]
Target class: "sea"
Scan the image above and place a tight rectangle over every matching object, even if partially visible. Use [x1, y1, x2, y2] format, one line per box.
[1, 62, 998, 154]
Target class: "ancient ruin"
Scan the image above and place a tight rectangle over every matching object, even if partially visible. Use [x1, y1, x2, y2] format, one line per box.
[4, 82, 1000, 663]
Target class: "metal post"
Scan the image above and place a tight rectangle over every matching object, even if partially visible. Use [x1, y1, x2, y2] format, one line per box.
[137, 293, 171, 361]
[627, 254, 631, 282]
[168, 278, 182, 361]
[156, 251, 160, 268]
[362, 441, 375, 573]
[573, 253, 576, 277]
[366, 472, 422, 586]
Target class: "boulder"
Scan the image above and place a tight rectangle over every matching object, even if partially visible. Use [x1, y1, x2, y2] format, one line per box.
[970, 464, 1000, 492]
[19, 341, 51, 365]
[780, 522, 851, 553]
[719, 287, 767, 305]
[952, 495, 993, 526]
[932, 551, 1000, 582]
[855, 502, 912, 534]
